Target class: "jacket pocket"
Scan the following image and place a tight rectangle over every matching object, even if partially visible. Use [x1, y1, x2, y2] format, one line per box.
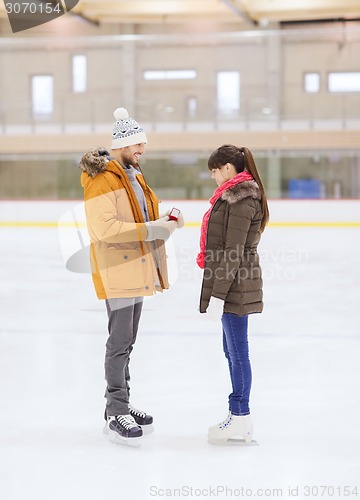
[105, 248, 147, 290]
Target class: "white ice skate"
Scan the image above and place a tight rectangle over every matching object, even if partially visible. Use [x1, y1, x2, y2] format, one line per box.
[208, 411, 232, 434]
[208, 414, 257, 446]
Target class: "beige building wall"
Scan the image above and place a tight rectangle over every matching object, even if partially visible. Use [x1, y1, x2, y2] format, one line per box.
[0, 21, 359, 199]
[282, 39, 360, 120]
[1, 28, 359, 128]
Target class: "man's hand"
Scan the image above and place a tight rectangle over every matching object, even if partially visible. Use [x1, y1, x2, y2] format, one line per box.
[145, 219, 177, 241]
[159, 209, 185, 229]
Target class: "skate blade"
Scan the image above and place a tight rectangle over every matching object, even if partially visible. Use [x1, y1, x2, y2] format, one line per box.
[108, 430, 142, 448]
[208, 437, 259, 446]
[105, 423, 154, 435]
[141, 424, 154, 435]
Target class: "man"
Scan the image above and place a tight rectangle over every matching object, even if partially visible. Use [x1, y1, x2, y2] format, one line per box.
[80, 107, 183, 446]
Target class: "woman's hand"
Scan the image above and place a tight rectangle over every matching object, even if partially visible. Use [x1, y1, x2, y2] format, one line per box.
[206, 297, 225, 321]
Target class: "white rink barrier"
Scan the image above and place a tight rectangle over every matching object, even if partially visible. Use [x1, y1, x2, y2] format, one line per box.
[0, 199, 359, 226]
[1, 200, 358, 280]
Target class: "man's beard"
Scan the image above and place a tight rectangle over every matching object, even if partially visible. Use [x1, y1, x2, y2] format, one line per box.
[121, 152, 139, 168]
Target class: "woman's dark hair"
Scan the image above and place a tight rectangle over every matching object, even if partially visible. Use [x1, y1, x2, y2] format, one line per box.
[208, 144, 269, 232]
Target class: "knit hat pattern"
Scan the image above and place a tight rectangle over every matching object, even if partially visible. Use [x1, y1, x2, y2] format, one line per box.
[111, 107, 147, 149]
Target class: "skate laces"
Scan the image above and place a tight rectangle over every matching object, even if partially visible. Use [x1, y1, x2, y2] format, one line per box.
[115, 415, 138, 430]
[220, 414, 232, 429]
[129, 405, 146, 419]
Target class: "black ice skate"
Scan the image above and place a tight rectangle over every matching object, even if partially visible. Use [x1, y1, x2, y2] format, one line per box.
[104, 406, 154, 434]
[106, 415, 143, 446]
[129, 404, 153, 426]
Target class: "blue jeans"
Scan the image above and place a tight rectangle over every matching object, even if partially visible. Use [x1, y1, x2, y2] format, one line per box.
[221, 313, 251, 416]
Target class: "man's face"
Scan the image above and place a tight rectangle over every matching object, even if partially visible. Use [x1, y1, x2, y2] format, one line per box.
[119, 143, 146, 167]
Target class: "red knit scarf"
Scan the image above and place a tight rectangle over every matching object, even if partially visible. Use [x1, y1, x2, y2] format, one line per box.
[196, 171, 254, 269]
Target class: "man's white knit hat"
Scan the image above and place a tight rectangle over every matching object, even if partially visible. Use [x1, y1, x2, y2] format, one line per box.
[111, 107, 147, 149]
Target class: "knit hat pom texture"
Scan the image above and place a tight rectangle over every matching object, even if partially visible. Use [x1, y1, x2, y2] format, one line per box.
[114, 108, 129, 120]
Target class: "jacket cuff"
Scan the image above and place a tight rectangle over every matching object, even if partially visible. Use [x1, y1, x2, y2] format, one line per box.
[144, 222, 153, 241]
[137, 222, 149, 241]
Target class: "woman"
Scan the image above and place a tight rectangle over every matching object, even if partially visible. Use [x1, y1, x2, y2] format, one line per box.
[197, 144, 269, 445]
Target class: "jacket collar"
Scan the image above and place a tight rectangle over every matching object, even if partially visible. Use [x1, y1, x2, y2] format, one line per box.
[79, 148, 138, 179]
[221, 180, 261, 204]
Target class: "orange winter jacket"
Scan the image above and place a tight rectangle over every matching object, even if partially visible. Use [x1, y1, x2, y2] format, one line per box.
[80, 149, 169, 299]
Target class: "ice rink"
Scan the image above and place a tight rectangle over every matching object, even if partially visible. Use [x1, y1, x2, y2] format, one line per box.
[1, 200, 360, 500]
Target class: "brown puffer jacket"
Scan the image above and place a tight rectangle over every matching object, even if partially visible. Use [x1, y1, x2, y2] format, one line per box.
[199, 180, 264, 316]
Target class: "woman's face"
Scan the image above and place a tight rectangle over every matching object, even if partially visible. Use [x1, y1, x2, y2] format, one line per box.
[210, 163, 235, 187]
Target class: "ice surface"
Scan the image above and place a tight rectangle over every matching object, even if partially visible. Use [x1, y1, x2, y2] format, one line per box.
[0, 201, 359, 500]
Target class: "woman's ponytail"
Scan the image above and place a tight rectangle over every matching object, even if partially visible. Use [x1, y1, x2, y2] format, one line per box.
[240, 147, 269, 232]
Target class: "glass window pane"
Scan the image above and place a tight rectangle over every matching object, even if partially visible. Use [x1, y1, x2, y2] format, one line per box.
[144, 71, 166, 80]
[143, 70, 196, 80]
[217, 71, 240, 112]
[72, 55, 87, 93]
[166, 70, 196, 80]
[305, 73, 320, 93]
[187, 96, 197, 117]
[32, 75, 53, 115]
[328, 72, 360, 92]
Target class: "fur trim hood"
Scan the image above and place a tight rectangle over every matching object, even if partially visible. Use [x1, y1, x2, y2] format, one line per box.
[221, 180, 261, 204]
[79, 148, 112, 178]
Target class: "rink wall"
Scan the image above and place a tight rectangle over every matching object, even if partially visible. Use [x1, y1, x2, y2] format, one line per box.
[0, 199, 359, 226]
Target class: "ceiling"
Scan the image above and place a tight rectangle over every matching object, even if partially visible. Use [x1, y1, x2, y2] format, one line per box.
[0, 0, 360, 27]
[66, 0, 360, 25]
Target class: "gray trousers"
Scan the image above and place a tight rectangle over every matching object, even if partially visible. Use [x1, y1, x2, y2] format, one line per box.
[105, 297, 144, 416]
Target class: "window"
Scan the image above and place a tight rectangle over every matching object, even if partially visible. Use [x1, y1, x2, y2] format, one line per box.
[304, 73, 320, 93]
[143, 70, 196, 80]
[31, 75, 53, 115]
[217, 71, 240, 113]
[328, 72, 360, 92]
[72, 55, 87, 92]
[187, 96, 197, 118]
